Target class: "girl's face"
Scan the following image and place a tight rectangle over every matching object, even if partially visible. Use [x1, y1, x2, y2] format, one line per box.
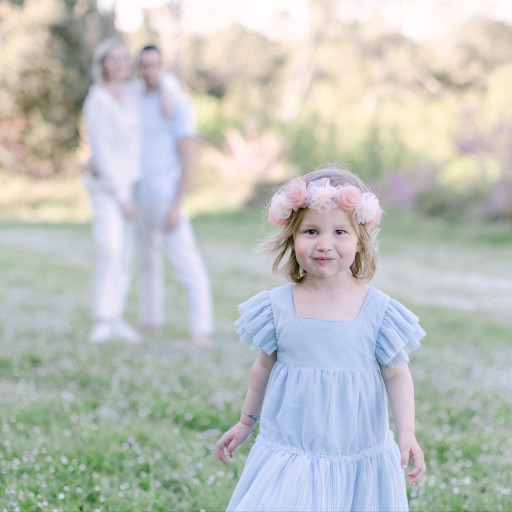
[102, 45, 131, 83]
[293, 207, 360, 283]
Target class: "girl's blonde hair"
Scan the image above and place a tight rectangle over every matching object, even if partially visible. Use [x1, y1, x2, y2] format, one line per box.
[91, 37, 127, 84]
[262, 163, 379, 283]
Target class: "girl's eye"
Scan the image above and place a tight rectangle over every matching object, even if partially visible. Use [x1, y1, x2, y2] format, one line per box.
[335, 229, 347, 235]
[305, 229, 317, 235]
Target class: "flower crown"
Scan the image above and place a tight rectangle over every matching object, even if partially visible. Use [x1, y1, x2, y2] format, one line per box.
[268, 177, 383, 228]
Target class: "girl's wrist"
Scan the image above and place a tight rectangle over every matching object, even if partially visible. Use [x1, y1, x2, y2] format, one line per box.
[241, 410, 260, 422]
[239, 410, 260, 428]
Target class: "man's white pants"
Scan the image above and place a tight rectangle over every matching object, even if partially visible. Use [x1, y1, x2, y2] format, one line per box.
[90, 190, 134, 321]
[136, 201, 213, 336]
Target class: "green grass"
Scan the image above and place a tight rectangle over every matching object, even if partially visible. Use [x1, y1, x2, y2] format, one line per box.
[0, 210, 511, 511]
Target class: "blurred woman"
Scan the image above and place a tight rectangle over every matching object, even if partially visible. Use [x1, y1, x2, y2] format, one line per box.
[82, 37, 140, 343]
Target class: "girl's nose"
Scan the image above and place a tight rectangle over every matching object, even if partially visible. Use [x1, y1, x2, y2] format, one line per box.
[315, 236, 331, 251]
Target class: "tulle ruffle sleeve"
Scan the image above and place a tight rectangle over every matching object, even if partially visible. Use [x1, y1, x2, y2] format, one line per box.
[376, 298, 426, 368]
[235, 291, 277, 355]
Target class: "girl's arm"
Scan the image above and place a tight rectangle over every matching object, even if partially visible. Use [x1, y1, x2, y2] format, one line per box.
[381, 363, 426, 485]
[214, 350, 277, 463]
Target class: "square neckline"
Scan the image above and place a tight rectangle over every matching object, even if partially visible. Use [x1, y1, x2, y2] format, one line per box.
[289, 283, 373, 323]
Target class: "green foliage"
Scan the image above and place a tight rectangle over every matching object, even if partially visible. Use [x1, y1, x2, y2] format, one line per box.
[2, 3, 512, 219]
[186, 16, 512, 219]
[194, 93, 239, 146]
[0, 0, 115, 176]
[428, 17, 512, 89]
[182, 25, 288, 132]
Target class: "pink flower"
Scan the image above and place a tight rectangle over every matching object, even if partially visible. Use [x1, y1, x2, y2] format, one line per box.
[284, 178, 308, 211]
[307, 178, 340, 213]
[268, 209, 288, 226]
[268, 191, 291, 226]
[338, 185, 362, 211]
[364, 208, 383, 228]
[354, 193, 381, 225]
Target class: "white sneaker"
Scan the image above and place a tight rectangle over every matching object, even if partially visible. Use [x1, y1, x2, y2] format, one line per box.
[89, 321, 114, 344]
[112, 320, 141, 343]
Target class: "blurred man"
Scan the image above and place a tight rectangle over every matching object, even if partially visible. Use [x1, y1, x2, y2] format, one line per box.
[135, 44, 214, 345]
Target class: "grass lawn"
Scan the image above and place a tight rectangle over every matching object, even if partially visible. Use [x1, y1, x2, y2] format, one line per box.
[0, 210, 511, 511]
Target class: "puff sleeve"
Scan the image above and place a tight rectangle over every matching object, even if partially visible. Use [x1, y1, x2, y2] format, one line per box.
[376, 298, 426, 368]
[235, 291, 277, 355]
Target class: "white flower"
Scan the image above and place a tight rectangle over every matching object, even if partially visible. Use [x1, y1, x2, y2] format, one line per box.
[307, 178, 340, 213]
[354, 193, 380, 224]
[268, 190, 292, 225]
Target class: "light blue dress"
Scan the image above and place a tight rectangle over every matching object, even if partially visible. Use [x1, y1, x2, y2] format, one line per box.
[228, 283, 426, 512]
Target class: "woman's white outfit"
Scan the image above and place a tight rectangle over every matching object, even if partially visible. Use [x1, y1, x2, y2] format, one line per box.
[83, 84, 140, 342]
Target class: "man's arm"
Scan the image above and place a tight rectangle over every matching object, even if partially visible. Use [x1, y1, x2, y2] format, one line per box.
[164, 136, 193, 229]
[164, 88, 197, 230]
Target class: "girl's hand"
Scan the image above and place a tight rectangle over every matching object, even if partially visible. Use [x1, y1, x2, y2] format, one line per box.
[399, 430, 426, 485]
[214, 422, 254, 464]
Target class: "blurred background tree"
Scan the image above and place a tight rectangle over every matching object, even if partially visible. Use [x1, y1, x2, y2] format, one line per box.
[0, 0, 115, 177]
[0, 0, 511, 220]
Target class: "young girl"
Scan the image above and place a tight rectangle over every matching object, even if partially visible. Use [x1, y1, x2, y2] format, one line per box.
[214, 164, 426, 511]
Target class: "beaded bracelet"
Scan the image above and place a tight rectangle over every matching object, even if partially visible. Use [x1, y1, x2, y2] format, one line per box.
[241, 410, 260, 422]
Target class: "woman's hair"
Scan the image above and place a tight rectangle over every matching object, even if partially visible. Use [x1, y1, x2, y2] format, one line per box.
[261, 163, 380, 283]
[91, 37, 127, 84]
